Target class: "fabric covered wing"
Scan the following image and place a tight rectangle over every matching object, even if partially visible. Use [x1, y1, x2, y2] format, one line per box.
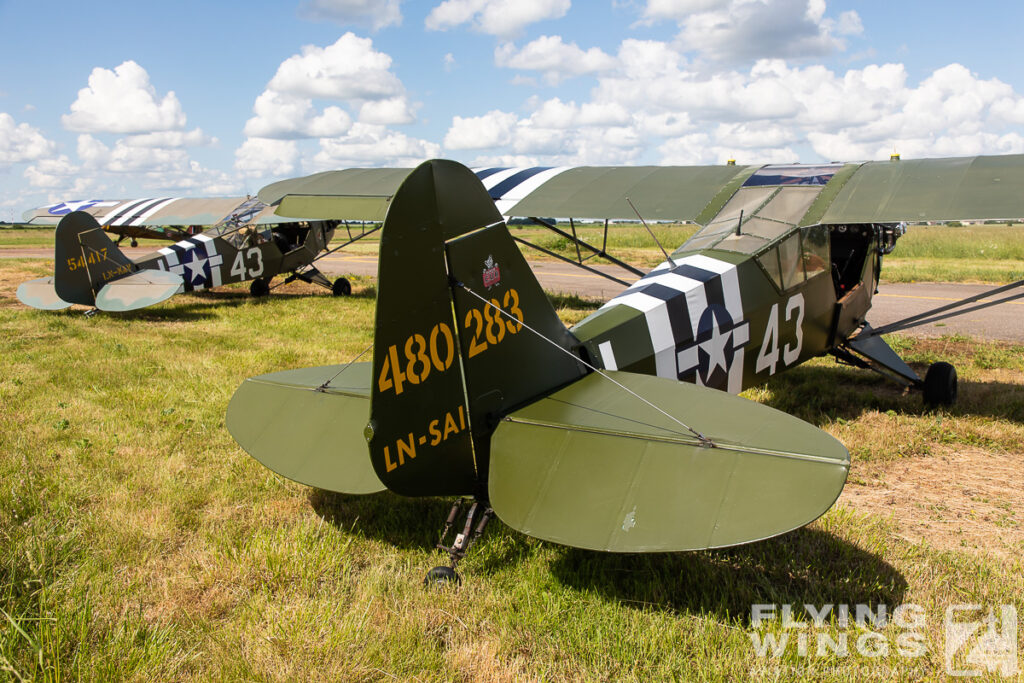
[488, 371, 848, 552]
[822, 154, 1024, 223]
[502, 165, 756, 221]
[226, 363, 384, 494]
[258, 168, 415, 220]
[24, 197, 273, 228]
[94, 269, 183, 311]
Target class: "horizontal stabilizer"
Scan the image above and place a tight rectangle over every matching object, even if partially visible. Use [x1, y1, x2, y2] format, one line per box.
[94, 269, 183, 311]
[489, 371, 849, 552]
[226, 363, 384, 494]
[16, 277, 72, 310]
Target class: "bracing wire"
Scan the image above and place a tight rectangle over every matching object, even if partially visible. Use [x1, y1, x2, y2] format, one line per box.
[316, 343, 373, 391]
[626, 197, 676, 269]
[455, 281, 714, 447]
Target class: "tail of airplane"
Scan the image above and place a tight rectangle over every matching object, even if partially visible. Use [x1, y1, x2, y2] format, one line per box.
[228, 159, 850, 553]
[17, 211, 183, 312]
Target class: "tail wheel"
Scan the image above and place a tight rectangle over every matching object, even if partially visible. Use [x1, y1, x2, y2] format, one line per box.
[332, 277, 352, 296]
[923, 362, 957, 407]
[423, 566, 460, 587]
[249, 278, 271, 298]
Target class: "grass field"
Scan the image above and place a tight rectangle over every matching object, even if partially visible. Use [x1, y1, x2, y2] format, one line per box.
[6, 222, 1024, 284]
[1, 258, 1022, 681]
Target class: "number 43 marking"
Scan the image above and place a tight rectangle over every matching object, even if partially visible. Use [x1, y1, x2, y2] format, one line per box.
[230, 248, 264, 280]
[755, 293, 804, 375]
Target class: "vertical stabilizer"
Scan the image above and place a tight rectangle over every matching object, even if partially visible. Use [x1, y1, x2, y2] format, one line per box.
[366, 160, 586, 497]
[53, 211, 136, 305]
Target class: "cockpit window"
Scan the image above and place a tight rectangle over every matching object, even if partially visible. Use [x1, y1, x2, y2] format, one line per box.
[778, 232, 804, 289]
[801, 224, 829, 279]
[757, 247, 783, 290]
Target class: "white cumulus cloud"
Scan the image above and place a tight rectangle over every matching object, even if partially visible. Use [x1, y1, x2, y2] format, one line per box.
[642, 0, 862, 63]
[234, 138, 300, 179]
[426, 0, 570, 38]
[495, 36, 616, 85]
[441, 35, 1024, 169]
[299, 0, 402, 30]
[444, 110, 520, 149]
[268, 33, 405, 101]
[23, 155, 78, 189]
[243, 34, 414, 141]
[62, 61, 187, 134]
[311, 123, 441, 169]
[0, 113, 56, 165]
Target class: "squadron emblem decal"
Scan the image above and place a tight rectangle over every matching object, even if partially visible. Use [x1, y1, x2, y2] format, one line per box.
[482, 255, 501, 289]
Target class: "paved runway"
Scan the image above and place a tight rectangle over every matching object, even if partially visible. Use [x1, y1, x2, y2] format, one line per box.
[312, 253, 1024, 343]
[5, 247, 1023, 342]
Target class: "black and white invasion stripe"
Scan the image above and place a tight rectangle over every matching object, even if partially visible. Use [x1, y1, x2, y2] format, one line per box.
[596, 254, 750, 394]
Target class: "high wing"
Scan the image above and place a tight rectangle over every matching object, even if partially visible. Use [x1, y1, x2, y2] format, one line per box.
[22, 196, 294, 242]
[259, 154, 1024, 226]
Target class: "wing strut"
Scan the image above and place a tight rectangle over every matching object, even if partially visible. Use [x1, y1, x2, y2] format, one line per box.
[866, 278, 1024, 336]
[509, 216, 645, 286]
[271, 223, 382, 292]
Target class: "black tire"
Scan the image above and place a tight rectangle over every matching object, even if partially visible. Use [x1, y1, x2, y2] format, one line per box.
[332, 277, 352, 296]
[249, 278, 270, 298]
[923, 361, 957, 407]
[423, 566, 460, 587]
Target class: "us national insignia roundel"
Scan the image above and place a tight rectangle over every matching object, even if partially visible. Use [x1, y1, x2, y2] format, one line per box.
[154, 235, 225, 291]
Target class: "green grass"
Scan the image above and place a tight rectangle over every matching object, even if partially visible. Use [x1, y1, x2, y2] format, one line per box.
[1, 262, 1022, 680]
[0, 229, 60, 248]
[12, 221, 1024, 284]
[882, 224, 1024, 283]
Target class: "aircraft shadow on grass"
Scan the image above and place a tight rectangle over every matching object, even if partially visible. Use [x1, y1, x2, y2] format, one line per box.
[309, 489, 457, 551]
[309, 488, 906, 620]
[46, 284, 377, 322]
[548, 528, 907, 623]
[763, 363, 1024, 424]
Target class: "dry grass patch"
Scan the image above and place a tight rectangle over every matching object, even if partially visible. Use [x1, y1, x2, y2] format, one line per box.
[840, 446, 1024, 559]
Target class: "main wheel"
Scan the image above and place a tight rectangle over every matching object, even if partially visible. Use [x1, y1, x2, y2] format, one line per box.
[332, 277, 352, 296]
[923, 361, 957, 407]
[249, 278, 270, 298]
[423, 566, 460, 587]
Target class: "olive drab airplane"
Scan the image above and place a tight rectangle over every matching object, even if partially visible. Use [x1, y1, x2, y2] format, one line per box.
[226, 156, 1024, 582]
[16, 196, 370, 312]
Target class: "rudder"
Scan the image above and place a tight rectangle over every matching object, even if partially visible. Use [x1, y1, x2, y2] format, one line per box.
[366, 160, 587, 498]
[53, 211, 136, 305]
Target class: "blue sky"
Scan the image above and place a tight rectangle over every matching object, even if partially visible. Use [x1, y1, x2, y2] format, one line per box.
[2, 0, 1024, 219]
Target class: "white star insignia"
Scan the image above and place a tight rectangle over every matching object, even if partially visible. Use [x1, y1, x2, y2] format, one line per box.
[184, 253, 209, 283]
[702, 316, 731, 376]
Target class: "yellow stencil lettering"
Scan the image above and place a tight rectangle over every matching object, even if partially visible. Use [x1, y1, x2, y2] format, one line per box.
[396, 433, 416, 465]
[428, 419, 442, 446]
[443, 412, 459, 441]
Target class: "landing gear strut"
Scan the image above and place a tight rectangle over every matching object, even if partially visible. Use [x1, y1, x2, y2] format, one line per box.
[424, 499, 493, 586]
